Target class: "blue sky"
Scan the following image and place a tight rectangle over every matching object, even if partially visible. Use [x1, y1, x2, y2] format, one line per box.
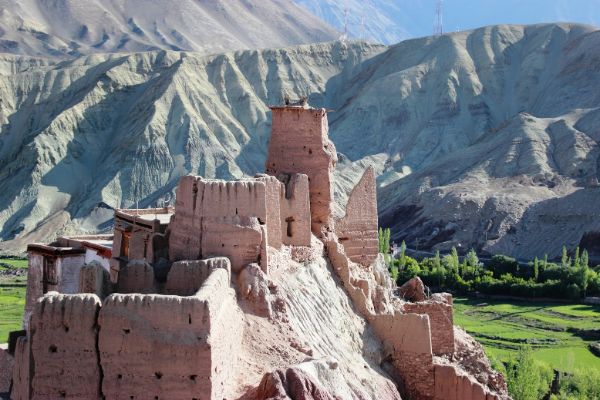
[441, 0, 600, 34]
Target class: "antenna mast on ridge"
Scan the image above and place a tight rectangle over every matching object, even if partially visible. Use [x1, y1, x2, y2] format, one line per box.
[342, 6, 349, 41]
[433, 0, 444, 36]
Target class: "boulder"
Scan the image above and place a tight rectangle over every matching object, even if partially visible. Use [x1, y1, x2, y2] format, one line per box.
[397, 277, 427, 302]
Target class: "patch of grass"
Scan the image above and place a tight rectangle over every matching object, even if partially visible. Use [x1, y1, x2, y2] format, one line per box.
[0, 275, 26, 343]
[0, 258, 28, 269]
[454, 297, 600, 372]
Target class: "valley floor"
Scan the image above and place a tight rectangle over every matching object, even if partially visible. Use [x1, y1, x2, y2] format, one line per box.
[454, 297, 600, 372]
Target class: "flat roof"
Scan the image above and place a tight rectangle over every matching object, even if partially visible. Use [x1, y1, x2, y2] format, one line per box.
[115, 207, 174, 225]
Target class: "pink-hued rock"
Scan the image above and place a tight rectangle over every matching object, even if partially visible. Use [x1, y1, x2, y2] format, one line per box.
[397, 276, 427, 302]
[238, 263, 274, 317]
[30, 293, 103, 400]
[453, 327, 510, 398]
[266, 107, 337, 235]
[256, 367, 340, 400]
[335, 167, 379, 267]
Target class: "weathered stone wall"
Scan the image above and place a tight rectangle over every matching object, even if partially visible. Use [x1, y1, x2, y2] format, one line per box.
[0, 344, 14, 396]
[266, 107, 337, 235]
[99, 267, 241, 400]
[403, 300, 455, 356]
[165, 257, 230, 296]
[335, 167, 379, 267]
[29, 293, 102, 400]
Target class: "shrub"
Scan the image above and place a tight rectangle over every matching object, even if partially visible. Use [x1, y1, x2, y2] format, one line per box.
[488, 254, 519, 277]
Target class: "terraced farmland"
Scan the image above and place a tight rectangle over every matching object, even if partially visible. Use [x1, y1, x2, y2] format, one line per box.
[454, 298, 600, 372]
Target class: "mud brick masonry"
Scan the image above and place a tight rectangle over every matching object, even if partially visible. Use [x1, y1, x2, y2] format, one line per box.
[1, 103, 508, 400]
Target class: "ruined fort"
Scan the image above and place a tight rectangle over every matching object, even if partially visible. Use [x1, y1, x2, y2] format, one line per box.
[1, 104, 509, 400]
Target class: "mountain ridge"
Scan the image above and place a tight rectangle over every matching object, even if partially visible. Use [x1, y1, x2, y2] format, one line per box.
[0, 23, 599, 261]
[0, 0, 340, 58]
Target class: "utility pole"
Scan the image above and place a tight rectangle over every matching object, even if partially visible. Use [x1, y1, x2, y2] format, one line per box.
[433, 0, 444, 36]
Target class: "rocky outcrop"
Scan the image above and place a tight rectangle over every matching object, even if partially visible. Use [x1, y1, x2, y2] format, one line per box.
[397, 277, 427, 302]
[257, 367, 339, 400]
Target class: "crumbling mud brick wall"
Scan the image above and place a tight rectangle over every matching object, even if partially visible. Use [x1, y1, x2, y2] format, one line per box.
[169, 176, 269, 272]
[434, 364, 500, 400]
[11, 336, 31, 400]
[168, 175, 203, 261]
[29, 293, 102, 400]
[99, 266, 241, 400]
[0, 344, 14, 395]
[371, 312, 435, 399]
[256, 173, 311, 248]
[403, 300, 455, 356]
[255, 175, 283, 250]
[117, 260, 155, 293]
[165, 257, 230, 296]
[335, 167, 379, 267]
[278, 173, 311, 246]
[266, 107, 337, 234]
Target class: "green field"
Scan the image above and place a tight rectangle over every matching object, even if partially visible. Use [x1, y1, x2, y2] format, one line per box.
[0, 258, 27, 342]
[454, 297, 600, 372]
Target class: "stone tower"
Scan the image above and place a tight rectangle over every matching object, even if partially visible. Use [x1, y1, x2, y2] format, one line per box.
[266, 105, 337, 235]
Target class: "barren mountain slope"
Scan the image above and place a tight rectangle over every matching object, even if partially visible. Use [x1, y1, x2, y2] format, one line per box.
[294, 0, 421, 44]
[1, 23, 600, 260]
[0, 0, 339, 57]
[0, 41, 386, 252]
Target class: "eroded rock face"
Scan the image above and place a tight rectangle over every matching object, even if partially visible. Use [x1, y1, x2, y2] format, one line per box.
[238, 263, 275, 317]
[257, 367, 340, 400]
[397, 276, 427, 302]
